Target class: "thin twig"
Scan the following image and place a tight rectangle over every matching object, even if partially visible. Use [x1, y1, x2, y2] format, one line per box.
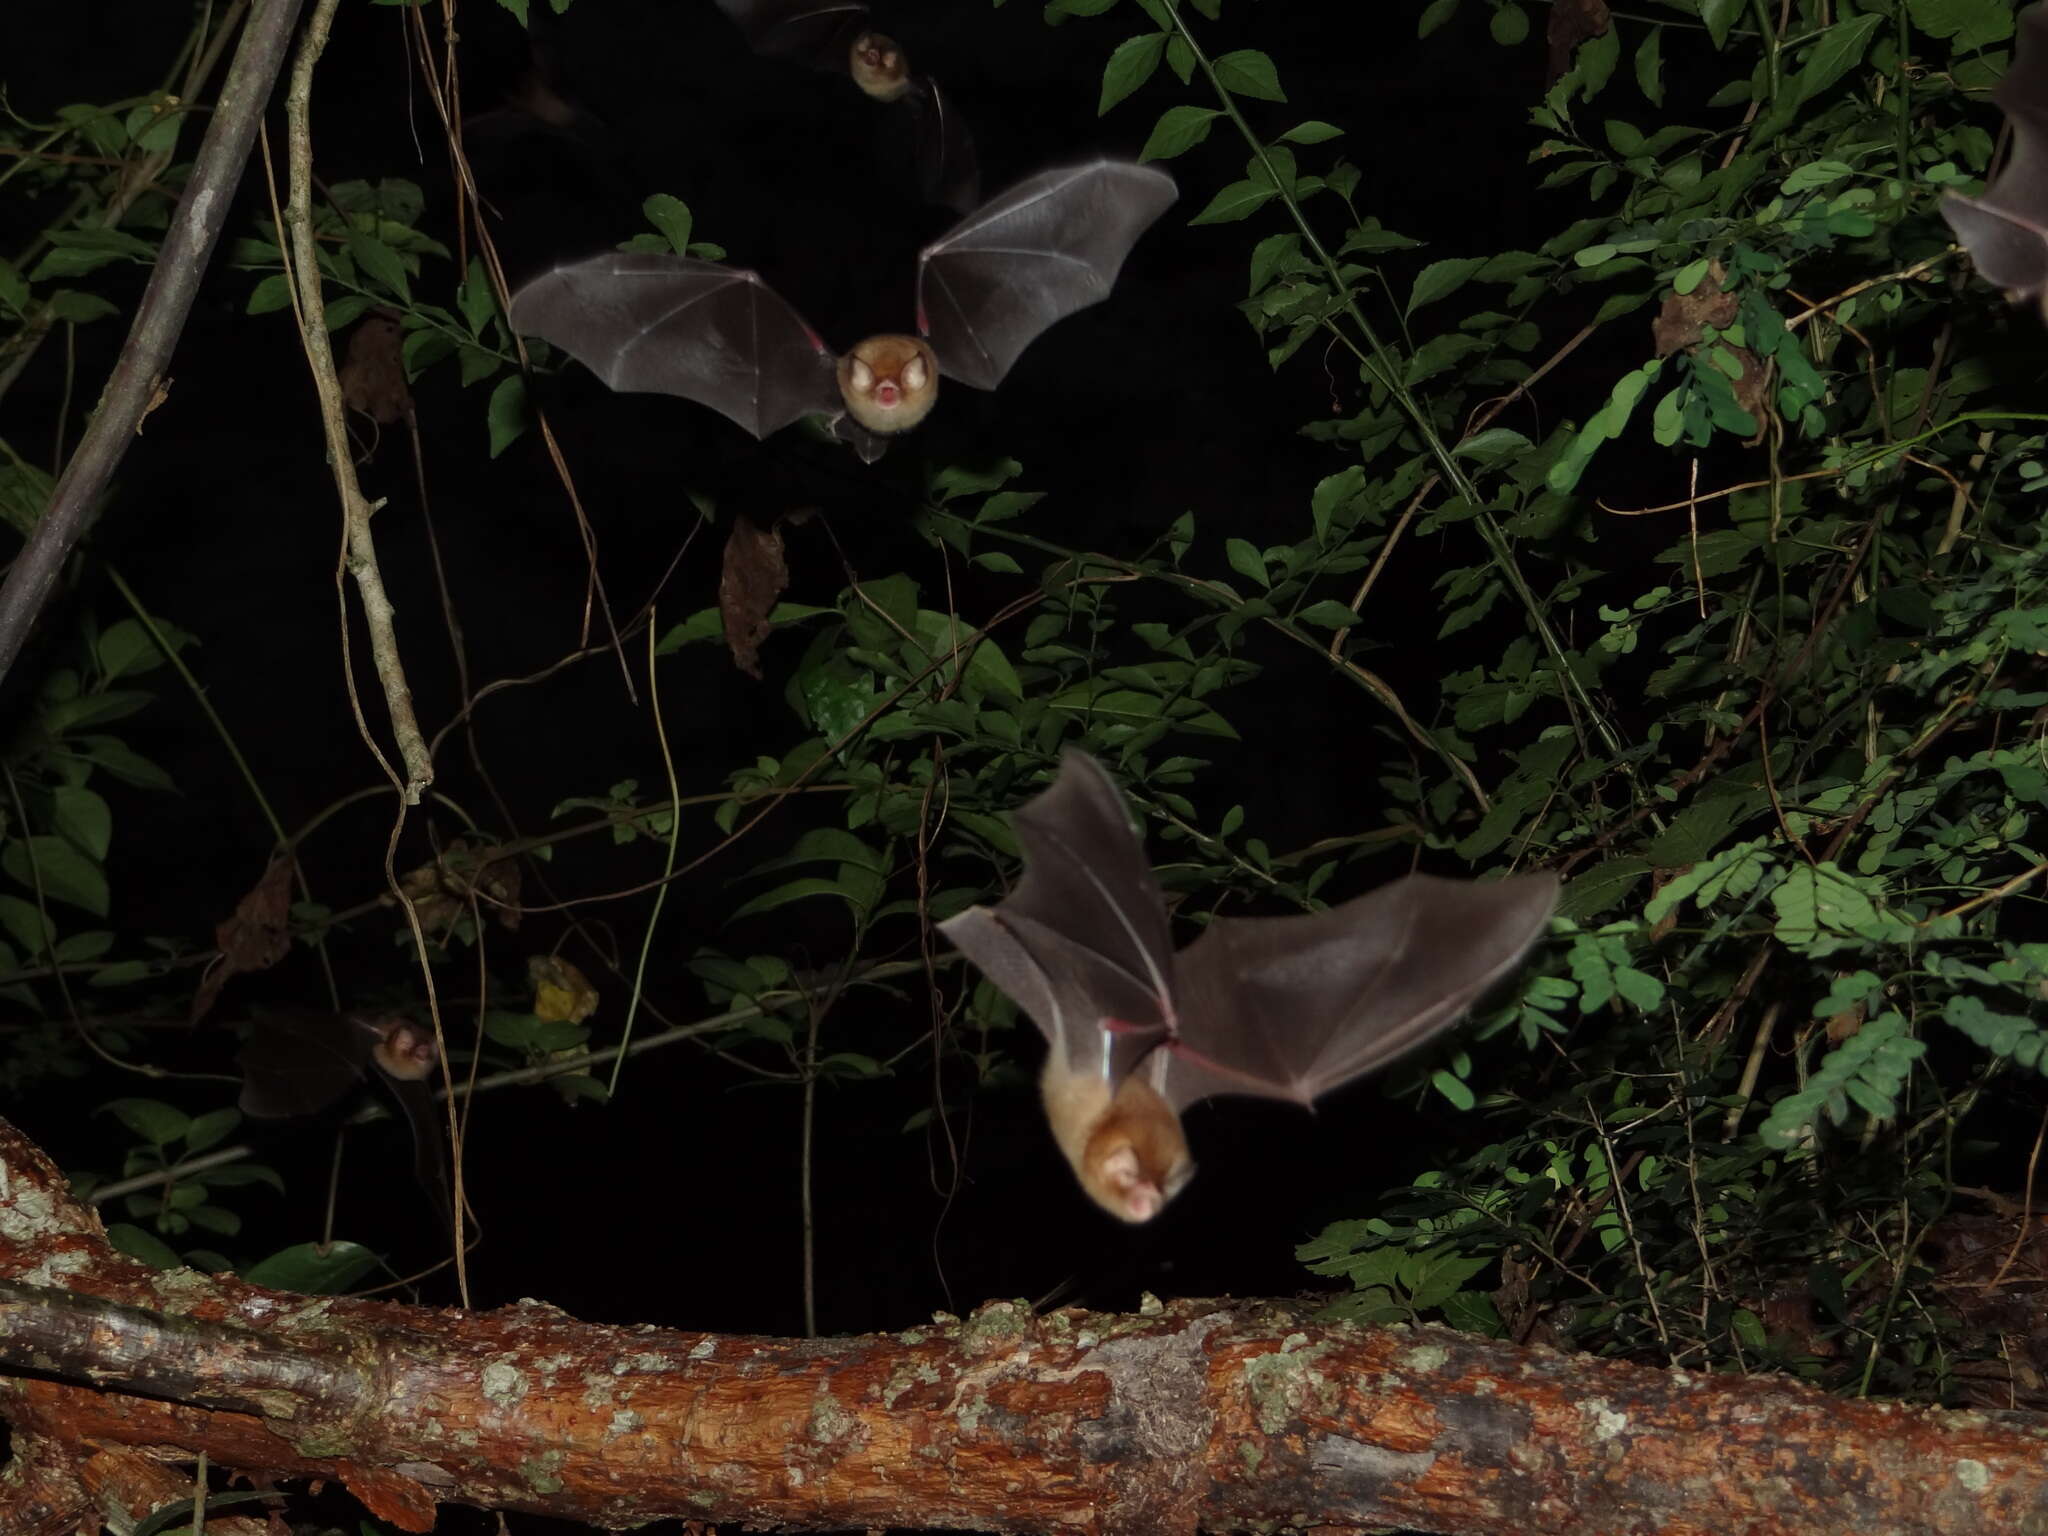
[0, 0, 299, 679]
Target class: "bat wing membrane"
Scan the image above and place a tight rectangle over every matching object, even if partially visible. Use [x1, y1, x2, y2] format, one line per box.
[918, 160, 1176, 390]
[1941, 7, 2048, 300]
[901, 77, 980, 215]
[237, 1011, 375, 1117]
[509, 254, 841, 441]
[938, 753, 1176, 1083]
[714, 0, 870, 71]
[1160, 872, 1558, 1111]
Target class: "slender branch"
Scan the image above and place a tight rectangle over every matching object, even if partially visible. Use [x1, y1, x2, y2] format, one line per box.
[280, 0, 433, 800]
[0, 0, 303, 681]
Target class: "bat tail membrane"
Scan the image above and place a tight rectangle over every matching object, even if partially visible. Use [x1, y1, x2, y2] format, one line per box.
[507, 254, 841, 442]
[1162, 871, 1559, 1112]
[917, 160, 1177, 391]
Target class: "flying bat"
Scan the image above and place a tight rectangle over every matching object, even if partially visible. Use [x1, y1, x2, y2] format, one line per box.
[237, 1010, 452, 1227]
[1941, 5, 2048, 310]
[507, 158, 1175, 462]
[712, 0, 978, 212]
[940, 754, 1559, 1223]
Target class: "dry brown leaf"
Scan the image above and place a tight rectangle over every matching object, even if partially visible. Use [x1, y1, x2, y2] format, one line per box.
[340, 311, 413, 426]
[1652, 266, 1739, 356]
[394, 840, 523, 939]
[720, 515, 790, 679]
[1548, 0, 1611, 82]
[192, 855, 296, 1023]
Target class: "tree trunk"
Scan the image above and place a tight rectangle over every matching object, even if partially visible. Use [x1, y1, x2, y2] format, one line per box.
[0, 1116, 2039, 1535]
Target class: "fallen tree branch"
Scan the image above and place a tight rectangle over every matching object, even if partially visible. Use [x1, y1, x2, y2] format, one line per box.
[0, 1115, 2039, 1535]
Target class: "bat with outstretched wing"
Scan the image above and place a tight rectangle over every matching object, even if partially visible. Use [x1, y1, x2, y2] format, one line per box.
[940, 754, 1559, 1222]
[1942, 6, 2048, 308]
[507, 159, 1175, 462]
[712, 0, 978, 213]
[237, 1010, 452, 1228]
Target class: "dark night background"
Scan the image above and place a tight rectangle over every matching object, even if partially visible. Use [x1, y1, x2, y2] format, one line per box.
[2, 0, 1614, 1378]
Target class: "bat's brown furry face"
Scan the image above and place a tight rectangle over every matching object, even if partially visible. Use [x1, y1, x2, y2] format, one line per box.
[847, 30, 911, 101]
[371, 1020, 438, 1082]
[1079, 1078, 1193, 1223]
[838, 334, 938, 435]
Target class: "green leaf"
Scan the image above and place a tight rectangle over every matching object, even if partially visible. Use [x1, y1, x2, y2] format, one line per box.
[1546, 359, 1662, 493]
[106, 1224, 182, 1270]
[103, 1098, 190, 1146]
[0, 257, 28, 315]
[1907, 0, 2014, 50]
[1406, 257, 1488, 315]
[0, 893, 53, 953]
[1279, 120, 1343, 145]
[1294, 600, 1361, 629]
[486, 374, 527, 458]
[246, 274, 294, 315]
[97, 618, 170, 679]
[1700, 0, 1744, 47]
[1789, 13, 1883, 107]
[1431, 1069, 1475, 1110]
[51, 786, 112, 861]
[3, 835, 109, 916]
[643, 193, 694, 255]
[1225, 538, 1269, 587]
[730, 875, 879, 922]
[1188, 180, 1277, 225]
[458, 256, 496, 334]
[1211, 49, 1286, 102]
[184, 1108, 242, 1154]
[1419, 0, 1460, 37]
[74, 737, 176, 792]
[1101, 33, 1166, 113]
[345, 229, 411, 302]
[1634, 24, 1665, 105]
[1490, 3, 1529, 46]
[1760, 1012, 1924, 1146]
[1141, 105, 1223, 162]
[240, 1240, 381, 1294]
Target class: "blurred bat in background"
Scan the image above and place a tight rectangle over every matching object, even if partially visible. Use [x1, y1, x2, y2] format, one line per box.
[508, 159, 1175, 462]
[238, 1011, 452, 1227]
[1941, 6, 2048, 311]
[940, 754, 1558, 1223]
[713, 0, 978, 212]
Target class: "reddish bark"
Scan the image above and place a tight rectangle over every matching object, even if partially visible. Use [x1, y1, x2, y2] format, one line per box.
[0, 1115, 2043, 1535]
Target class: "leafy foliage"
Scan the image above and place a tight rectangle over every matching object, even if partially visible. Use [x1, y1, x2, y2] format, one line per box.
[3, 0, 2048, 1438]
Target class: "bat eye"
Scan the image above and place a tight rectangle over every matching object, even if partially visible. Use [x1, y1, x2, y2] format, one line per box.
[848, 358, 873, 391]
[903, 354, 928, 390]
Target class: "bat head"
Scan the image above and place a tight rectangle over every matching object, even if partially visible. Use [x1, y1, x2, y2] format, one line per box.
[367, 1017, 438, 1083]
[838, 334, 939, 436]
[848, 30, 911, 101]
[1077, 1076, 1194, 1223]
